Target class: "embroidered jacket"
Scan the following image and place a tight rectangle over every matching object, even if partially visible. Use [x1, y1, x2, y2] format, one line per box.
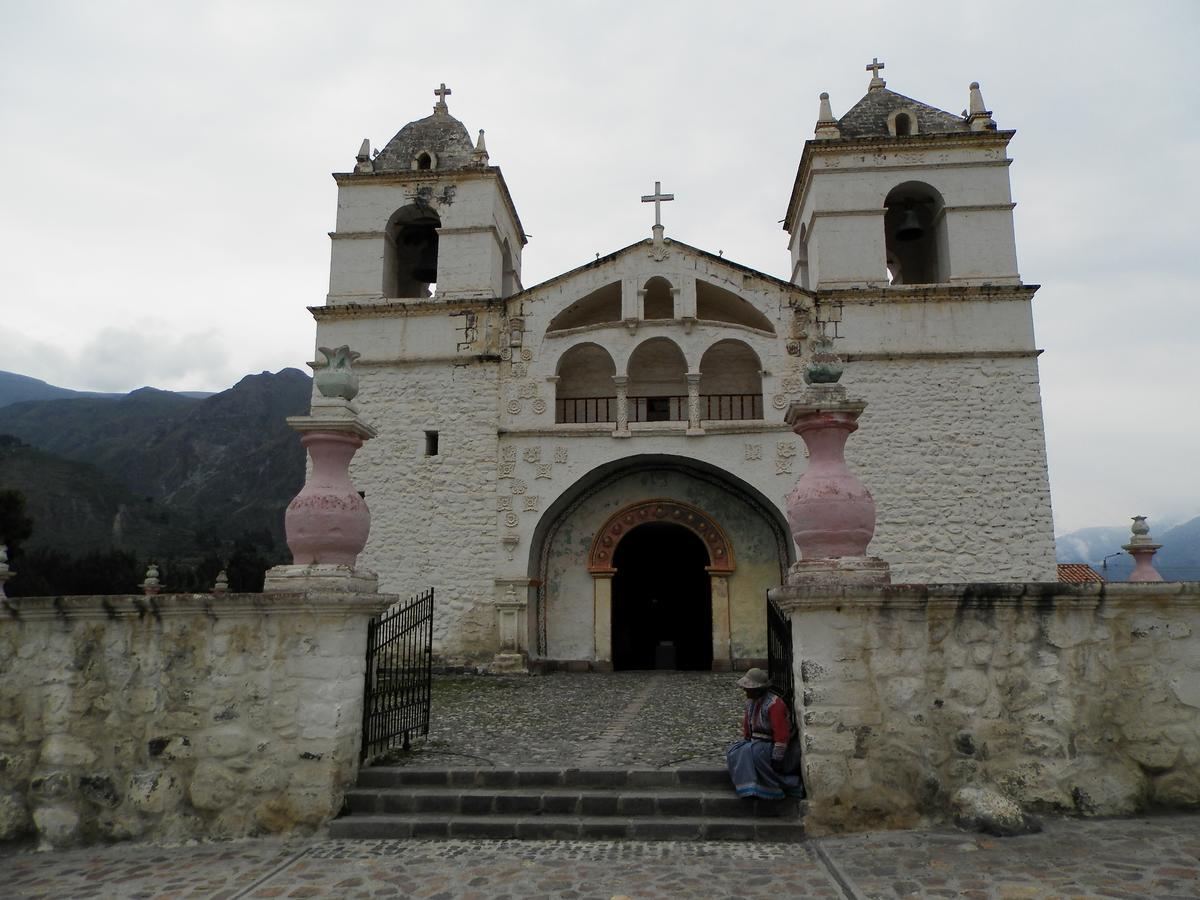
[742, 692, 791, 762]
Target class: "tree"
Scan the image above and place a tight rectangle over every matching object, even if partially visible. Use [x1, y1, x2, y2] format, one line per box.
[0, 489, 34, 555]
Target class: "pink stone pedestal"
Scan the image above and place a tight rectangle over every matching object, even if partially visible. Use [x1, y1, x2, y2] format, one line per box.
[780, 383, 889, 587]
[1123, 515, 1164, 583]
[263, 398, 380, 593]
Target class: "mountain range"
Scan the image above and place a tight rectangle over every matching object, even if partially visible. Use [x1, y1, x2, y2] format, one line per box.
[0, 369, 311, 565]
[1, 368, 1196, 585]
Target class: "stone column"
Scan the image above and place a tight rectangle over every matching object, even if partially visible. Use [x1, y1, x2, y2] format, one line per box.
[592, 573, 614, 671]
[491, 581, 531, 674]
[612, 376, 630, 437]
[709, 574, 732, 671]
[685, 372, 703, 435]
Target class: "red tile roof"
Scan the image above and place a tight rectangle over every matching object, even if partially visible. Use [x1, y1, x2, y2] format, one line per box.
[1057, 563, 1105, 583]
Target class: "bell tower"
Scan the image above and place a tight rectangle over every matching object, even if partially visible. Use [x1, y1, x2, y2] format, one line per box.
[327, 84, 525, 304]
[784, 63, 1019, 290]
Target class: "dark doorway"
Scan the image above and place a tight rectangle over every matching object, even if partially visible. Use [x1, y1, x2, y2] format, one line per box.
[611, 522, 713, 670]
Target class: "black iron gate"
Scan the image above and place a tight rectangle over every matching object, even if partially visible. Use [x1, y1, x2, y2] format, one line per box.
[361, 587, 434, 762]
[766, 592, 795, 706]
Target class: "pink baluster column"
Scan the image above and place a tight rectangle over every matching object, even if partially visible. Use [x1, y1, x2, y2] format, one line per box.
[264, 345, 380, 593]
[285, 430, 371, 566]
[780, 373, 890, 586]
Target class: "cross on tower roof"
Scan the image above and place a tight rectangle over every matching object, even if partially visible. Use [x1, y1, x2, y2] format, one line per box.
[434, 82, 452, 111]
[641, 180, 674, 229]
[866, 57, 886, 89]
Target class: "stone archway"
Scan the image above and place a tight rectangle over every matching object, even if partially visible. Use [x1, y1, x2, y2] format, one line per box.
[587, 499, 736, 671]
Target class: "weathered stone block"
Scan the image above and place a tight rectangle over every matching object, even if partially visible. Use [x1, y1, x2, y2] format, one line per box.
[188, 760, 240, 811]
[0, 790, 31, 840]
[1068, 759, 1148, 816]
[195, 725, 251, 759]
[1125, 742, 1181, 773]
[39, 734, 97, 768]
[32, 804, 79, 849]
[128, 769, 184, 815]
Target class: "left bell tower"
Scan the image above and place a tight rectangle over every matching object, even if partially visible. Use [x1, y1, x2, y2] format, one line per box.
[327, 83, 525, 304]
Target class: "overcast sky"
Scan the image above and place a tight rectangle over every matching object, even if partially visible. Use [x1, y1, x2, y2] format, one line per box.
[2, 1, 1197, 535]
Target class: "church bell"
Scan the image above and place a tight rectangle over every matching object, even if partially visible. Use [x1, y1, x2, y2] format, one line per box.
[400, 222, 440, 284]
[894, 206, 923, 242]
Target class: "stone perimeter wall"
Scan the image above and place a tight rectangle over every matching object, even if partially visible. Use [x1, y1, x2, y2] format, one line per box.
[777, 582, 1200, 834]
[0, 591, 387, 849]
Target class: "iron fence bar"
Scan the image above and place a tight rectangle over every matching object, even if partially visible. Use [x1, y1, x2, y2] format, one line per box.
[766, 591, 795, 708]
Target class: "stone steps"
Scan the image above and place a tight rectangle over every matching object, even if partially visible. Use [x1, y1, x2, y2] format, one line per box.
[330, 767, 806, 842]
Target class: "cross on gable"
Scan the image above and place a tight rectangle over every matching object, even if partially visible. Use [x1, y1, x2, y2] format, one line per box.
[866, 58, 885, 79]
[640, 180, 674, 228]
[434, 83, 452, 107]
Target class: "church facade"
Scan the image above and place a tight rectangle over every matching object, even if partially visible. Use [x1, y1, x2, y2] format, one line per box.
[308, 69, 1057, 671]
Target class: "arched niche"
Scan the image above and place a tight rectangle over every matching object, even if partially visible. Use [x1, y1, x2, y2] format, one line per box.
[699, 340, 763, 420]
[627, 337, 688, 423]
[695, 281, 776, 332]
[884, 181, 946, 285]
[642, 276, 675, 319]
[555, 342, 616, 423]
[588, 498, 735, 574]
[383, 203, 441, 298]
[547, 282, 622, 331]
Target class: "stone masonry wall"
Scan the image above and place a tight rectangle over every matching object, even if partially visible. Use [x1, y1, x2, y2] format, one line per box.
[777, 582, 1200, 834]
[350, 361, 500, 662]
[0, 591, 387, 849]
[846, 355, 1057, 582]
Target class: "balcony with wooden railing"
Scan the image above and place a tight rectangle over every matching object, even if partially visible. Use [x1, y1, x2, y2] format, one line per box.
[555, 394, 763, 425]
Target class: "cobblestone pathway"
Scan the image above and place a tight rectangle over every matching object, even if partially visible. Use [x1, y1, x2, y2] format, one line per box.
[3, 815, 1197, 898]
[396, 671, 743, 769]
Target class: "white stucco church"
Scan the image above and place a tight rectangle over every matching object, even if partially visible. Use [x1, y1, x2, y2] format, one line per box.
[308, 64, 1057, 672]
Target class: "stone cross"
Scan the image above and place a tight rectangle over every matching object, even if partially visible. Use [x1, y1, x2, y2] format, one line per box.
[434, 83, 451, 109]
[641, 181, 674, 228]
[866, 58, 885, 80]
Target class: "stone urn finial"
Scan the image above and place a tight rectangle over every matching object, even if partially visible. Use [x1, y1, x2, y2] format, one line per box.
[140, 563, 162, 596]
[1123, 515, 1164, 582]
[314, 345, 361, 401]
[212, 569, 229, 594]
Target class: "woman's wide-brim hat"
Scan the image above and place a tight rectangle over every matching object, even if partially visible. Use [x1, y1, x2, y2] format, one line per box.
[736, 667, 771, 689]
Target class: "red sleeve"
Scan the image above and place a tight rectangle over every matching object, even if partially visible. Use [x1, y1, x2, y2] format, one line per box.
[742, 707, 751, 740]
[768, 696, 790, 745]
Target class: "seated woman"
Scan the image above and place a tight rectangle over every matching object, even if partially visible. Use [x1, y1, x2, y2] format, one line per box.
[725, 668, 804, 800]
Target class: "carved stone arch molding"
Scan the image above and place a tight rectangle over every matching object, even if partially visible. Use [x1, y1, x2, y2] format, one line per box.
[588, 498, 735, 574]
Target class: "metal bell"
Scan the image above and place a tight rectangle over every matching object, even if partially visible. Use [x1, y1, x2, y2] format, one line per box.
[894, 206, 923, 242]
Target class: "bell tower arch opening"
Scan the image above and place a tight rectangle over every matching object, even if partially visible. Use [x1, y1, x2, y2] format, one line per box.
[883, 181, 945, 285]
[383, 202, 442, 298]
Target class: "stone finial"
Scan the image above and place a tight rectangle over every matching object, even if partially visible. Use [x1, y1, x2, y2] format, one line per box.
[314, 345, 361, 401]
[140, 564, 161, 596]
[354, 138, 374, 174]
[212, 569, 229, 594]
[814, 92, 841, 140]
[473, 129, 489, 165]
[0, 543, 12, 600]
[966, 81, 996, 132]
[866, 57, 886, 91]
[1123, 515, 1164, 582]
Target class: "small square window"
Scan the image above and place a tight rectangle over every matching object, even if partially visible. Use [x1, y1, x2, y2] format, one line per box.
[424, 430, 439, 456]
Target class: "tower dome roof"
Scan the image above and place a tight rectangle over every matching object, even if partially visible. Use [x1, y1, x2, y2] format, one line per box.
[373, 109, 476, 172]
[373, 85, 480, 173]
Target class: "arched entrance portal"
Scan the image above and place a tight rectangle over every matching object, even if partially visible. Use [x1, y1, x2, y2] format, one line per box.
[611, 523, 712, 670]
[588, 498, 736, 671]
